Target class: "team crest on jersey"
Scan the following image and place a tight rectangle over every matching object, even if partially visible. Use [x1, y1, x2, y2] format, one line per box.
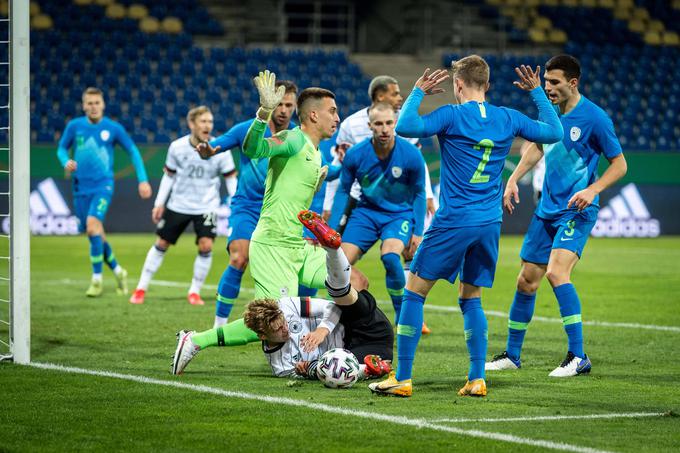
[100, 130, 111, 142]
[289, 320, 303, 334]
[391, 166, 403, 178]
[570, 126, 581, 141]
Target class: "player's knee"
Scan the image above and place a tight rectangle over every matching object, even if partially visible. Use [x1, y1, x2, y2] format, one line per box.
[229, 253, 248, 271]
[197, 239, 213, 254]
[516, 273, 540, 294]
[545, 268, 569, 287]
[156, 238, 171, 250]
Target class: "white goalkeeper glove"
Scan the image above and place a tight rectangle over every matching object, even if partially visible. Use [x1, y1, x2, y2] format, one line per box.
[253, 69, 286, 121]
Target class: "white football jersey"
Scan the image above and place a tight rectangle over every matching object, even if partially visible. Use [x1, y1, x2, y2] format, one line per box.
[263, 297, 344, 378]
[532, 155, 546, 193]
[165, 135, 235, 215]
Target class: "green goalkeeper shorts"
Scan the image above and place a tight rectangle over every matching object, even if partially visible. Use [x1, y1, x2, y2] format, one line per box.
[249, 240, 328, 299]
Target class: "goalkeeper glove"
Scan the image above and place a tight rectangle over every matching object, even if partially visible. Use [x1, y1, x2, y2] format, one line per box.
[253, 69, 286, 122]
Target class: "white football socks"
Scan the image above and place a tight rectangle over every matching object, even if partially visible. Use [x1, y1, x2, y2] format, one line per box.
[189, 251, 212, 295]
[136, 245, 166, 291]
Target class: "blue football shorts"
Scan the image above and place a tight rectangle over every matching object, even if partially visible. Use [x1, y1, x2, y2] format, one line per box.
[342, 206, 413, 253]
[73, 188, 113, 233]
[520, 208, 597, 265]
[409, 222, 501, 288]
[227, 200, 261, 247]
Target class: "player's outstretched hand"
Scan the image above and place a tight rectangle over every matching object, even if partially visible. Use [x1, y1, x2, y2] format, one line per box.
[503, 179, 520, 214]
[151, 206, 164, 224]
[301, 327, 329, 353]
[139, 182, 152, 199]
[513, 65, 541, 91]
[567, 187, 596, 211]
[196, 142, 220, 160]
[414, 68, 450, 95]
[253, 70, 286, 116]
[295, 361, 311, 376]
[405, 234, 422, 260]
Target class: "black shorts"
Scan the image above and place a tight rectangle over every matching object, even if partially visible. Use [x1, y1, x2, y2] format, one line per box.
[156, 208, 217, 245]
[339, 289, 394, 362]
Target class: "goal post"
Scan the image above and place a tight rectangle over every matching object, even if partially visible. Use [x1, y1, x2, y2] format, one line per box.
[7, 0, 30, 364]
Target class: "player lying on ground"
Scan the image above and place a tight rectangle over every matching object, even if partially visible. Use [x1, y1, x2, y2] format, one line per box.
[56, 87, 152, 297]
[129, 106, 237, 306]
[369, 57, 563, 398]
[171, 210, 393, 380]
[486, 54, 627, 377]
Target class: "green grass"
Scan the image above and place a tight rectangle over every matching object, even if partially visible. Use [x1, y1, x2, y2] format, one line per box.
[1, 235, 680, 452]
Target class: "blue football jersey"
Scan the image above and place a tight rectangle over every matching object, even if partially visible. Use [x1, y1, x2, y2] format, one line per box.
[57, 116, 147, 195]
[210, 119, 296, 208]
[537, 96, 623, 219]
[398, 87, 562, 228]
[341, 136, 426, 234]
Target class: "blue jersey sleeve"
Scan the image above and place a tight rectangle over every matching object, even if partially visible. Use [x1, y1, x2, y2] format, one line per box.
[591, 112, 623, 160]
[395, 87, 427, 138]
[57, 120, 76, 168]
[510, 88, 563, 144]
[411, 154, 427, 236]
[115, 123, 148, 183]
[210, 121, 249, 151]
[339, 147, 357, 194]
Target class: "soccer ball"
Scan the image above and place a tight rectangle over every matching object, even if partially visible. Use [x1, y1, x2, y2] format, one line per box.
[316, 348, 361, 389]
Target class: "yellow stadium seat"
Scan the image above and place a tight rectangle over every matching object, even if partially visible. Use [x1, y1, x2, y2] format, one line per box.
[542, 0, 559, 6]
[533, 16, 552, 29]
[548, 29, 568, 44]
[486, 0, 503, 6]
[506, 0, 522, 7]
[73, 0, 94, 5]
[29, 1, 40, 16]
[597, 0, 615, 8]
[628, 18, 645, 33]
[673, 0, 680, 10]
[562, 0, 579, 7]
[161, 17, 183, 34]
[95, 0, 115, 5]
[632, 7, 650, 20]
[31, 13, 53, 30]
[105, 3, 126, 20]
[648, 20, 665, 32]
[139, 16, 160, 33]
[0, 1, 8, 17]
[581, 0, 598, 7]
[662, 31, 680, 45]
[528, 28, 547, 42]
[643, 31, 661, 45]
[127, 4, 148, 20]
[613, 7, 631, 19]
[524, 0, 540, 6]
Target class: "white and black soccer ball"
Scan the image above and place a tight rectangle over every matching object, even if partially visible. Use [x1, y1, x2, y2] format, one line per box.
[316, 348, 361, 389]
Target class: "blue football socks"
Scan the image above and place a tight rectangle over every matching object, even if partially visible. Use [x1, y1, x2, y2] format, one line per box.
[382, 252, 406, 325]
[459, 297, 488, 381]
[554, 283, 584, 358]
[395, 289, 424, 381]
[506, 291, 536, 360]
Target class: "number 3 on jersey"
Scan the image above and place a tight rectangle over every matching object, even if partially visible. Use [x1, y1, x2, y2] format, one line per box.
[470, 139, 494, 184]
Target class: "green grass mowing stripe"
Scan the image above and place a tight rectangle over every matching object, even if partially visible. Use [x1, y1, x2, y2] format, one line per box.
[431, 413, 667, 423]
[42, 277, 680, 333]
[27, 361, 612, 453]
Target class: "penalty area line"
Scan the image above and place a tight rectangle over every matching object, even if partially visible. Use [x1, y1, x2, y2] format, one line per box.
[26, 361, 611, 453]
[431, 412, 666, 424]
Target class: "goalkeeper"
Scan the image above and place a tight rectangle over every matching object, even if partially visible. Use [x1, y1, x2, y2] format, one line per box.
[205, 71, 339, 299]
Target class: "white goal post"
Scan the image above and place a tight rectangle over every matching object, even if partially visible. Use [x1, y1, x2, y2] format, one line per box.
[0, 0, 30, 364]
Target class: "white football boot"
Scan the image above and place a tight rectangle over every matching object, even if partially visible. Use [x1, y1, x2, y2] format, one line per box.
[549, 351, 592, 377]
[171, 330, 200, 375]
[485, 351, 521, 371]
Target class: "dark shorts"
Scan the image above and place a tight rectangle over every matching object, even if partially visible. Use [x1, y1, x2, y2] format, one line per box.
[156, 208, 217, 245]
[340, 289, 394, 362]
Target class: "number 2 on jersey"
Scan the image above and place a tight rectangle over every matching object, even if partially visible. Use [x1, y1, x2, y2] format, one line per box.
[470, 139, 494, 184]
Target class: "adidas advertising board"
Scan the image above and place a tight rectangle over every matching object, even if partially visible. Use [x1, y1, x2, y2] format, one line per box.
[592, 183, 660, 238]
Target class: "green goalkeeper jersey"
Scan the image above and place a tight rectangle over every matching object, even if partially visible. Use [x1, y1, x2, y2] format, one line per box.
[243, 120, 323, 248]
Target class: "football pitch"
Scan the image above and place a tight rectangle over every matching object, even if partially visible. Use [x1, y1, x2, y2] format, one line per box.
[1, 234, 679, 452]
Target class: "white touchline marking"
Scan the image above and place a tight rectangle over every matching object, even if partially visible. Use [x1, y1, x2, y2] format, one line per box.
[27, 361, 612, 453]
[44, 278, 680, 333]
[431, 412, 666, 424]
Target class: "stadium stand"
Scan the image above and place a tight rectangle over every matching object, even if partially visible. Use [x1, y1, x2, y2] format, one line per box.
[446, 0, 680, 152]
[22, 0, 370, 144]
